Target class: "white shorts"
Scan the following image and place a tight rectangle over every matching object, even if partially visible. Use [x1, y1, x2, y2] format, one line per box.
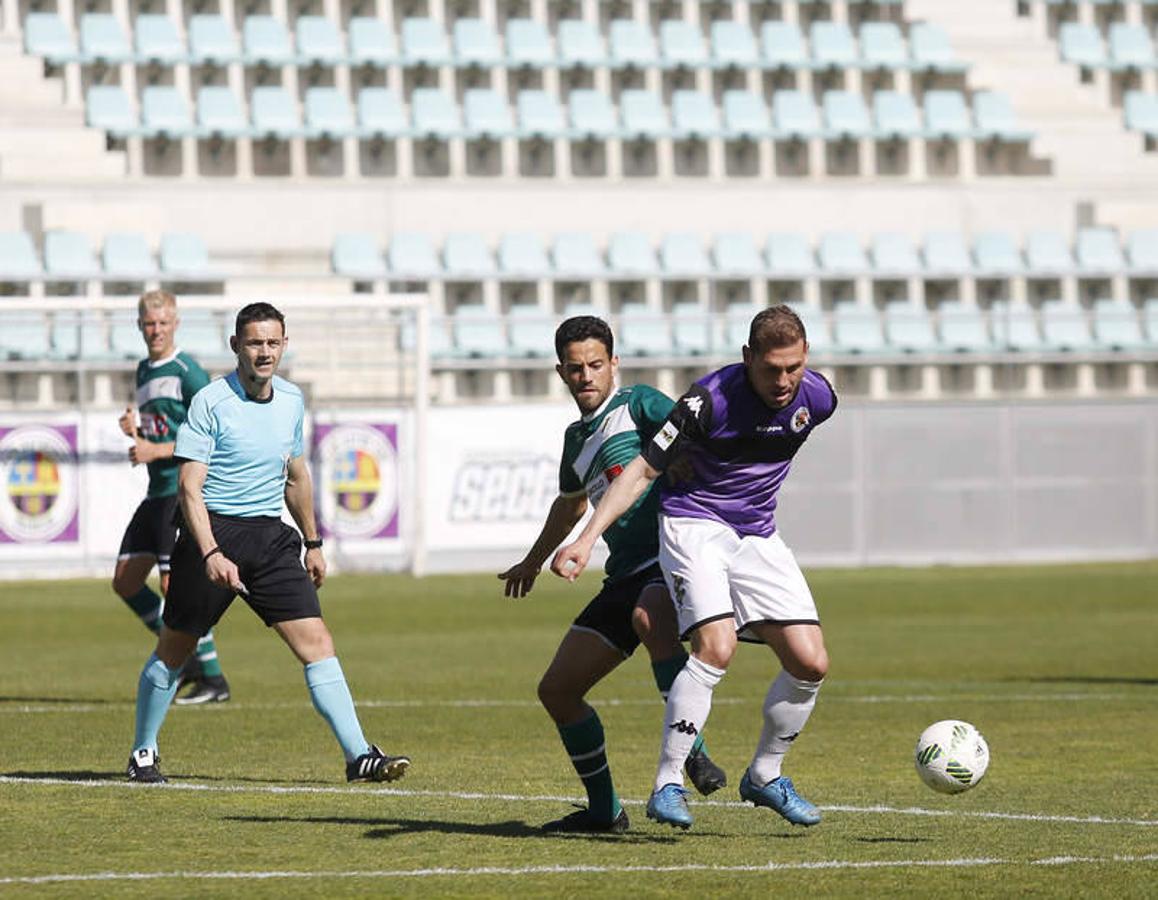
[659, 515, 819, 643]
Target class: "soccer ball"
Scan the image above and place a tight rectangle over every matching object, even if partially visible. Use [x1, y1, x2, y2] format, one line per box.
[914, 720, 990, 794]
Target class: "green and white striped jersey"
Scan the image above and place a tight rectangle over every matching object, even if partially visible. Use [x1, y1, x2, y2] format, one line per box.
[559, 384, 674, 583]
[135, 350, 210, 498]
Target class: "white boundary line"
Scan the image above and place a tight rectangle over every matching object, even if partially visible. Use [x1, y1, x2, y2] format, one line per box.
[1, 776, 1155, 828]
[2, 854, 1156, 885]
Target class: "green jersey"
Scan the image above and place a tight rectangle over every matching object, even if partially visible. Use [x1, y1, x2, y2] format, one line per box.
[135, 350, 210, 498]
[559, 384, 675, 583]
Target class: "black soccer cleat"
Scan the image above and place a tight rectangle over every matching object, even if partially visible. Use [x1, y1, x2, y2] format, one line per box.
[127, 747, 166, 784]
[174, 675, 231, 706]
[684, 746, 728, 796]
[541, 805, 630, 835]
[346, 744, 410, 783]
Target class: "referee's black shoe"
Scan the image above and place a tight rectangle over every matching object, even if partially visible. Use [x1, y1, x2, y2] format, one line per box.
[346, 744, 410, 783]
[685, 747, 728, 796]
[175, 675, 231, 705]
[127, 747, 166, 784]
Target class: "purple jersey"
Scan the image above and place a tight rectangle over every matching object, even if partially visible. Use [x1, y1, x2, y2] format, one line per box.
[641, 364, 837, 538]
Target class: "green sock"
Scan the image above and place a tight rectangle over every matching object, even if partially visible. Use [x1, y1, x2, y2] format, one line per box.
[652, 650, 706, 758]
[558, 710, 620, 822]
[196, 632, 224, 678]
[121, 586, 163, 634]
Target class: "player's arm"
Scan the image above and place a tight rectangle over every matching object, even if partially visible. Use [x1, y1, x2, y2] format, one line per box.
[285, 454, 325, 588]
[178, 460, 243, 592]
[129, 439, 175, 466]
[498, 491, 588, 598]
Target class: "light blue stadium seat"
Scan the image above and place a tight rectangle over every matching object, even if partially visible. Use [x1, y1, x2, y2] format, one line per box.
[553, 233, 606, 276]
[672, 91, 721, 139]
[713, 232, 763, 275]
[973, 231, 1024, 274]
[242, 16, 294, 67]
[160, 233, 210, 277]
[938, 302, 994, 352]
[871, 233, 921, 274]
[44, 231, 100, 279]
[772, 90, 821, 138]
[498, 233, 550, 278]
[1059, 23, 1106, 68]
[24, 13, 78, 64]
[1124, 90, 1158, 137]
[454, 18, 502, 68]
[1145, 298, 1158, 341]
[296, 16, 345, 67]
[1040, 301, 1095, 350]
[357, 88, 408, 138]
[923, 90, 973, 139]
[557, 19, 605, 68]
[389, 232, 441, 279]
[720, 302, 755, 349]
[443, 233, 497, 278]
[761, 21, 808, 70]
[332, 233, 387, 279]
[660, 20, 708, 69]
[568, 89, 618, 138]
[809, 21, 857, 70]
[561, 301, 599, 320]
[859, 22, 907, 70]
[464, 88, 514, 138]
[885, 305, 938, 352]
[86, 85, 138, 138]
[709, 20, 758, 69]
[923, 231, 973, 274]
[909, 22, 967, 74]
[973, 91, 1033, 141]
[1075, 227, 1125, 272]
[452, 304, 507, 357]
[0, 313, 51, 359]
[0, 233, 44, 280]
[103, 232, 157, 278]
[516, 90, 566, 138]
[823, 90, 871, 138]
[197, 86, 249, 138]
[660, 233, 711, 277]
[412, 88, 461, 138]
[872, 90, 922, 138]
[833, 305, 887, 353]
[722, 90, 773, 139]
[1092, 302, 1146, 349]
[189, 15, 240, 66]
[992, 304, 1045, 351]
[251, 86, 302, 139]
[79, 13, 132, 64]
[796, 303, 831, 353]
[1108, 23, 1156, 70]
[135, 14, 185, 65]
[507, 304, 555, 357]
[671, 300, 712, 355]
[141, 86, 193, 138]
[401, 313, 453, 357]
[620, 89, 669, 138]
[1127, 229, 1158, 270]
[506, 19, 553, 69]
[305, 87, 355, 138]
[348, 17, 396, 67]
[819, 232, 868, 274]
[54, 311, 113, 360]
[109, 310, 143, 358]
[609, 19, 658, 69]
[179, 309, 227, 359]
[401, 18, 451, 67]
[766, 233, 816, 276]
[617, 301, 670, 356]
[1025, 230, 1074, 273]
[608, 232, 658, 276]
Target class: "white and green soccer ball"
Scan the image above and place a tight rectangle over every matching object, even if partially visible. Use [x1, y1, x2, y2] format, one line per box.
[914, 720, 990, 794]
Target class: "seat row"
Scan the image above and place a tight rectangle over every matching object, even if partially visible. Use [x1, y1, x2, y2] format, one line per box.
[0, 309, 228, 363]
[1059, 22, 1158, 70]
[0, 231, 215, 283]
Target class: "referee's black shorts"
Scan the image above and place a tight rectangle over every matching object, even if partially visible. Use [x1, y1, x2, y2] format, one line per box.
[164, 512, 321, 637]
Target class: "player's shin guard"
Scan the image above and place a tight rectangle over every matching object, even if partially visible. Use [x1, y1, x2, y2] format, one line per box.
[133, 653, 183, 752]
[748, 671, 823, 785]
[305, 656, 370, 762]
[558, 710, 620, 823]
[195, 632, 223, 678]
[652, 649, 706, 757]
[654, 656, 725, 791]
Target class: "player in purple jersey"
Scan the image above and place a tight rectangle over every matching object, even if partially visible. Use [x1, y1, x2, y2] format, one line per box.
[551, 306, 837, 831]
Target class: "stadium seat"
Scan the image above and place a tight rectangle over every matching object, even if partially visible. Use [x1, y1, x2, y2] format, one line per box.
[401, 18, 452, 67]
[1092, 302, 1146, 349]
[557, 20, 605, 68]
[973, 231, 1025, 274]
[810, 21, 857, 70]
[141, 86, 193, 138]
[0, 232, 44, 280]
[389, 233, 441, 279]
[332, 233, 387, 279]
[102, 232, 158, 278]
[357, 88, 408, 139]
[973, 92, 1034, 141]
[453, 19, 502, 69]
[833, 305, 887, 353]
[189, 15, 240, 66]
[1108, 23, 1156, 70]
[992, 304, 1045, 351]
[660, 20, 708, 69]
[197, 86, 249, 139]
[938, 302, 994, 352]
[507, 304, 555, 357]
[498, 233, 550, 278]
[923, 231, 973, 274]
[79, 14, 132, 65]
[818, 232, 868, 274]
[86, 85, 139, 138]
[23, 13, 78, 65]
[860, 22, 907, 70]
[721, 302, 756, 349]
[135, 15, 186, 66]
[348, 17, 397, 67]
[659, 233, 711, 277]
[55, 311, 113, 360]
[1075, 227, 1126, 272]
[871, 233, 921, 274]
[909, 23, 967, 74]
[296, 17, 345, 67]
[109, 310, 143, 358]
[44, 231, 100, 279]
[772, 90, 822, 138]
[761, 21, 808, 70]
[671, 300, 712, 355]
[722, 91, 773, 140]
[617, 301, 670, 356]
[304, 88, 355, 139]
[411, 89, 461, 138]
[873, 90, 922, 139]
[884, 305, 939, 352]
[1040, 301, 1095, 350]
[620, 90, 670, 139]
[179, 309, 226, 359]
[712, 232, 764, 276]
[553, 233, 606, 276]
[242, 16, 294, 68]
[516, 90, 566, 139]
[463, 89, 515, 138]
[444, 233, 497, 278]
[1127, 229, 1158, 271]
[671, 91, 721, 139]
[608, 232, 659, 276]
[823, 90, 872, 139]
[1059, 23, 1106, 68]
[796, 303, 832, 353]
[251, 86, 302, 139]
[709, 20, 758, 70]
[923, 90, 974, 139]
[1145, 298, 1158, 341]
[1124, 91, 1158, 138]
[569, 89, 618, 139]
[609, 19, 658, 69]
[766, 233, 817, 276]
[452, 304, 506, 357]
[1025, 230, 1075, 273]
[506, 19, 553, 69]
[160, 233, 211, 277]
[0, 314, 51, 359]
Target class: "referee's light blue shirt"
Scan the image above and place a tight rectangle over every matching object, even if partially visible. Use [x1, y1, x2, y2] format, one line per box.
[174, 371, 305, 517]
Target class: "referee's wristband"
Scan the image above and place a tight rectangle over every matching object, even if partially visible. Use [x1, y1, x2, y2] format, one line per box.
[203, 546, 223, 564]
[303, 538, 323, 550]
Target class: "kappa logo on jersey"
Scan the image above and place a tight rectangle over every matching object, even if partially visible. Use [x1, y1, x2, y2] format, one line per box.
[671, 574, 688, 609]
[683, 395, 704, 416]
[790, 406, 811, 434]
[669, 719, 699, 736]
[652, 422, 679, 451]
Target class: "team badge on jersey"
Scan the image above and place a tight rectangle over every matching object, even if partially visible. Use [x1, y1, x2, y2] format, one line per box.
[653, 421, 679, 450]
[790, 406, 811, 434]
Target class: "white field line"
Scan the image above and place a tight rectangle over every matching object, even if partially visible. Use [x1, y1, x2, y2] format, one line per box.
[1, 776, 1156, 828]
[1, 855, 1157, 885]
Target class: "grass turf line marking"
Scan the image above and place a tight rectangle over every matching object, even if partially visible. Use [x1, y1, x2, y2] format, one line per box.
[2, 854, 1157, 885]
[2, 776, 1156, 828]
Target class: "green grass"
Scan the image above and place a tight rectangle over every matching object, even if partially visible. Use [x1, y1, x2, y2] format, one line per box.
[1, 562, 1156, 897]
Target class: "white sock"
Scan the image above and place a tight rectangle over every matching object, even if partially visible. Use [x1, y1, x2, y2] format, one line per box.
[748, 671, 822, 785]
[654, 656, 726, 792]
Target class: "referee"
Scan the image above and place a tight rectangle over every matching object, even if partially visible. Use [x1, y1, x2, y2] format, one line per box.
[126, 302, 409, 785]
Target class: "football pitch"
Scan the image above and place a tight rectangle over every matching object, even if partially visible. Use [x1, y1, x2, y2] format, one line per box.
[1, 562, 1155, 897]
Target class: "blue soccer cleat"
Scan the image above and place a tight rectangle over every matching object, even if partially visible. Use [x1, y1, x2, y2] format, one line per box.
[739, 771, 821, 826]
[646, 783, 693, 830]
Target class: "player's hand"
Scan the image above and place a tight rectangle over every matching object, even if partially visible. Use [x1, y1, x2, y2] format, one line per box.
[205, 552, 244, 593]
[118, 407, 136, 437]
[305, 547, 326, 588]
[128, 436, 157, 466]
[497, 560, 541, 598]
[550, 540, 591, 582]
